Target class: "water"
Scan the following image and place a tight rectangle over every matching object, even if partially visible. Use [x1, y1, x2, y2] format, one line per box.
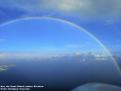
[0, 58, 121, 91]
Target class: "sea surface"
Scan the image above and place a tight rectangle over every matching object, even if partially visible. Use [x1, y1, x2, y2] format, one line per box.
[0, 58, 121, 91]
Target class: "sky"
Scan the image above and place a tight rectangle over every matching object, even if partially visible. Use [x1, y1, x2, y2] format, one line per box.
[0, 0, 121, 55]
[0, 18, 85, 52]
[0, 18, 108, 59]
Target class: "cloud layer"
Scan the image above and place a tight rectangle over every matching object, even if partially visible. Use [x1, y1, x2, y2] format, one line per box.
[0, 0, 121, 23]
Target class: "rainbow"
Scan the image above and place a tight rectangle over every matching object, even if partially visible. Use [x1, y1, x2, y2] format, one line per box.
[0, 16, 121, 76]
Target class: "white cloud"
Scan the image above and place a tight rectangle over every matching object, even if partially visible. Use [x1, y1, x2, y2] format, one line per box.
[0, 0, 121, 21]
[42, 0, 91, 12]
[0, 52, 65, 60]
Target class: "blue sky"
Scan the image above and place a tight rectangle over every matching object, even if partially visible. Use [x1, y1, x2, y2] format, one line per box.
[0, 0, 121, 54]
[0, 18, 104, 53]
